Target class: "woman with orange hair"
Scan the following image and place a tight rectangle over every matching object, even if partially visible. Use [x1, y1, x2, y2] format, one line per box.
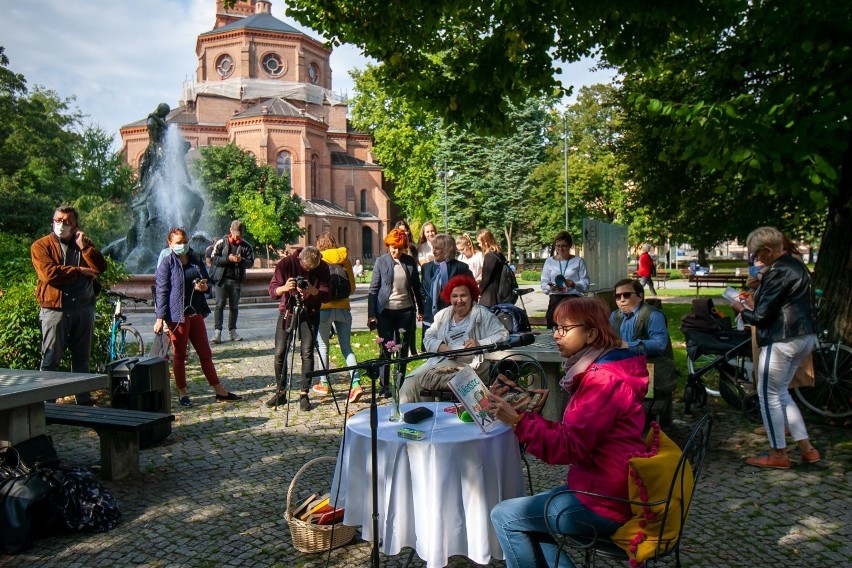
[399, 275, 508, 403]
[367, 228, 426, 396]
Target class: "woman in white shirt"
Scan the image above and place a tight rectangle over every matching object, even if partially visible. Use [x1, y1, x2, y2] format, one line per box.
[416, 221, 437, 266]
[541, 231, 589, 328]
[456, 233, 484, 283]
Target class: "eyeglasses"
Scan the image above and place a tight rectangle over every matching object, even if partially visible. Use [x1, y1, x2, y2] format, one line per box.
[52, 218, 73, 226]
[615, 292, 637, 301]
[553, 324, 585, 337]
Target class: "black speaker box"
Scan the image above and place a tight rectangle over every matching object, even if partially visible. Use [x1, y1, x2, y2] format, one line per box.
[108, 356, 172, 448]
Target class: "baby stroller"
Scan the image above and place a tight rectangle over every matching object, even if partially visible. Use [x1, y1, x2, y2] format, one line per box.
[680, 298, 758, 418]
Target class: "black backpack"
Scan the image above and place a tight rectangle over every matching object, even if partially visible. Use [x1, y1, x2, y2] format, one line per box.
[328, 263, 351, 301]
[489, 303, 531, 334]
[495, 255, 519, 305]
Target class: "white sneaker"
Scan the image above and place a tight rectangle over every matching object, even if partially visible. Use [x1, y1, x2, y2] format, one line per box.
[213, 330, 222, 344]
[229, 330, 242, 341]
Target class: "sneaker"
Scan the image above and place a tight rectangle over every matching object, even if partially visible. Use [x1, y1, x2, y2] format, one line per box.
[265, 391, 287, 408]
[349, 384, 363, 404]
[801, 448, 821, 464]
[229, 330, 242, 342]
[311, 383, 330, 396]
[299, 395, 312, 411]
[213, 330, 222, 344]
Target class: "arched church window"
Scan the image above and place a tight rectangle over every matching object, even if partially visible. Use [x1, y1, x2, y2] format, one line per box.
[276, 151, 292, 190]
[262, 53, 286, 77]
[216, 54, 234, 79]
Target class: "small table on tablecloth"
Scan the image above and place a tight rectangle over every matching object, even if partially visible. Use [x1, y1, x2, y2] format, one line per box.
[332, 401, 526, 567]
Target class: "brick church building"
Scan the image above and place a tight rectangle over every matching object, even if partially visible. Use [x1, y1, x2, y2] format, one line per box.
[119, 0, 389, 260]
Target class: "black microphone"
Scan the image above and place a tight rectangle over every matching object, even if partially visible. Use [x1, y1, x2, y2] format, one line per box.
[492, 333, 536, 351]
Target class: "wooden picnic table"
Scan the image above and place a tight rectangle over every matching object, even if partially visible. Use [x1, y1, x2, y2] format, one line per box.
[0, 368, 108, 446]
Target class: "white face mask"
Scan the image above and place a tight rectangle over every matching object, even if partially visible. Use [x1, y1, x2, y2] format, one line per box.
[53, 222, 73, 240]
[171, 243, 188, 255]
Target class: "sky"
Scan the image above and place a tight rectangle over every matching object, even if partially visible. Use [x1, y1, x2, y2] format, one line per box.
[1, 0, 613, 146]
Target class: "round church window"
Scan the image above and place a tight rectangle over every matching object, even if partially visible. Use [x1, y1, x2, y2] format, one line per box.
[308, 63, 320, 84]
[216, 54, 234, 79]
[262, 53, 286, 77]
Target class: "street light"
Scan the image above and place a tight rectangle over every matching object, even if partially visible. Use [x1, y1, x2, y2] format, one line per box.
[436, 163, 455, 233]
[563, 113, 569, 231]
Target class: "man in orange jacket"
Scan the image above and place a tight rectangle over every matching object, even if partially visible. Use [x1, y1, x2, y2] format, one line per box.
[31, 205, 107, 405]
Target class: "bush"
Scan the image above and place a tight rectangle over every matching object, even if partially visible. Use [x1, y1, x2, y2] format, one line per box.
[520, 269, 540, 282]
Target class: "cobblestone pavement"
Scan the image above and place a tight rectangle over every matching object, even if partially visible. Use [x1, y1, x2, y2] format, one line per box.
[2, 337, 850, 568]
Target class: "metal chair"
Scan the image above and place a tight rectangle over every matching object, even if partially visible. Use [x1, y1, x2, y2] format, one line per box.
[544, 413, 713, 567]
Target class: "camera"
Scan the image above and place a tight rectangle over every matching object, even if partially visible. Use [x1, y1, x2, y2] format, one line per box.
[295, 276, 309, 290]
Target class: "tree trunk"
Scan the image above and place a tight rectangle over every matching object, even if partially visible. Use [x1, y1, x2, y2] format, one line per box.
[813, 131, 852, 343]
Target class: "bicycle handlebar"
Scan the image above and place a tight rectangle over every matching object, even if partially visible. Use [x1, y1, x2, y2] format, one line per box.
[105, 290, 149, 305]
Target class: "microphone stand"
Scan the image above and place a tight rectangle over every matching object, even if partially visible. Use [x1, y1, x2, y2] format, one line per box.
[306, 335, 531, 568]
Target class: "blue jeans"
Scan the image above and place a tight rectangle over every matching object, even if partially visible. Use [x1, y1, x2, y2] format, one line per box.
[316, 308, 360, 385]
[491, 485, 621, 568]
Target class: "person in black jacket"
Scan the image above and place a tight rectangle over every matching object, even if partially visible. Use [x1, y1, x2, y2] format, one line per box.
[367, 228, 425, 396]
[421, 234, 473, 341]
[211, 220, 254, 343]
[732, 227, 820, 468]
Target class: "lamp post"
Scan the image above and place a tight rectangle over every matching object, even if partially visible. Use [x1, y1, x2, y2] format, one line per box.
[563, 113, 569, 231]
[436, 162, 455, 233]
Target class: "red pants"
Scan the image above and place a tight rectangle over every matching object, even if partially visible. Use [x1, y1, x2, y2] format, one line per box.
[167, 314, 220, 390]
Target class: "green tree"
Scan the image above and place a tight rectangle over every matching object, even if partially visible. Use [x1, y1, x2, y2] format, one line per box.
[349, 65, 442, 224]
[191, 144, 304, 246]
[278, 1, 852, 338]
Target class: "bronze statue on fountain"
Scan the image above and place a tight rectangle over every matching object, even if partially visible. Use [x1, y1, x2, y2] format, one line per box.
[105, 103, 206, 273]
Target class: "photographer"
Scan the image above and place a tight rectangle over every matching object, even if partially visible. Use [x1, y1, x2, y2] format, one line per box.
[267, 246, 331, 410]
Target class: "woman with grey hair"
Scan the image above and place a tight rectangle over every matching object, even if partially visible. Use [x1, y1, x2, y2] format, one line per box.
[731, 226, 820, 468]
[421, 233, 473, 342]
[636, 243, 657, 296]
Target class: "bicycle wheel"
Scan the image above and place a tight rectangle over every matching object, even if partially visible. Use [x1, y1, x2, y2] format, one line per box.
[111, 324, 145, 359]
[686, 352, 729, 397]
[795, 341, 852, 418]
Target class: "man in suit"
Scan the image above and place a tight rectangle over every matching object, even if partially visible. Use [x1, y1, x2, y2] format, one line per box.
[420, 233, 473, 345]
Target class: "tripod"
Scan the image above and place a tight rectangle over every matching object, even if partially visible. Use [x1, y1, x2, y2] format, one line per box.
[273, 294, 345, 424]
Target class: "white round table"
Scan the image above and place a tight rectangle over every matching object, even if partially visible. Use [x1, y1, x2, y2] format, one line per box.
[332, 401, 526, 567]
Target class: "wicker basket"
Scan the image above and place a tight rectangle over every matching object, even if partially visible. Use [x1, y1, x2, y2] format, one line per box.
[285, 456, 356, 553]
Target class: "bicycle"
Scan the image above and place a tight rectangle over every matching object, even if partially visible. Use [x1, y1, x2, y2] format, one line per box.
[794, 289, 852, 418]
[105, 290, 147, 361]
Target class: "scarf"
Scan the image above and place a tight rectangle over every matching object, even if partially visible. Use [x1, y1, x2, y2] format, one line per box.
[559, 345, 610, 393]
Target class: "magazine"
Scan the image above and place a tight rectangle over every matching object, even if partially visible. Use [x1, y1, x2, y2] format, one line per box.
[446, 366, 501, 434]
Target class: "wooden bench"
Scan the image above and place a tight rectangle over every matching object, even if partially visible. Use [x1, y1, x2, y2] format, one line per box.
[688, 274, 748, 294]
[44, 403, 174, 480]
[528, 316, 548, 328]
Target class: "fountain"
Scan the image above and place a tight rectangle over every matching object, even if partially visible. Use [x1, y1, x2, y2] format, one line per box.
[105, 103, 208, 274]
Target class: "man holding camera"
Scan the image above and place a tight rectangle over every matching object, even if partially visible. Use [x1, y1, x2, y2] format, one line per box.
[210, 220, 254, 343]
[267, 246, 330, 410]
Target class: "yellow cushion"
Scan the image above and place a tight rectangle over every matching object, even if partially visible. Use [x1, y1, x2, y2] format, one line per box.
[610, 423, 694, 566]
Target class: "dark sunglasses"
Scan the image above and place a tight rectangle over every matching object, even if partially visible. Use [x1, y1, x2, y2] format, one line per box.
[615, 292, 637, 300]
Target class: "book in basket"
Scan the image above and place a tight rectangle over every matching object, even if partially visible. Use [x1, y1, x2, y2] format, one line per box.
[447, 365, 501, 434]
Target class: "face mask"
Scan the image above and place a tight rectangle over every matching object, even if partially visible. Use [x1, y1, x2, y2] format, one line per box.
[53, 222, 73, 240]
[172, 243, 188, 255]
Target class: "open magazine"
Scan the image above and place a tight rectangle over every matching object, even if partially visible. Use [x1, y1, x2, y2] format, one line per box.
[447, 366, 502, 434]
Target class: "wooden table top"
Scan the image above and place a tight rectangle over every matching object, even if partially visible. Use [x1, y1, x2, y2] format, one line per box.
[0, 368, 109, 411]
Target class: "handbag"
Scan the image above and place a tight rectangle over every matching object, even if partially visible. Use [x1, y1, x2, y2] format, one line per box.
[0, 463, 62, 554]
[789, 352, 815, 389]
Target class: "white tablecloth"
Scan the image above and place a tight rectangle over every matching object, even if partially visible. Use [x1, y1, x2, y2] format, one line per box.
[332, 402, 526, 567]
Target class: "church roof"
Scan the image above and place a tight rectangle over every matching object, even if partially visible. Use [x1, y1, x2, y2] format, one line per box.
[200, 12, 308, 38]
[304, 199, 360, 219]
[330, 152, 371, 167]
[234, 98, 323, 121]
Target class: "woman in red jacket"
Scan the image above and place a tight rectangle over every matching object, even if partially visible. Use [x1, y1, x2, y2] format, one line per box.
[637, 243, 657, 296]
[488, 297, 648, 568]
